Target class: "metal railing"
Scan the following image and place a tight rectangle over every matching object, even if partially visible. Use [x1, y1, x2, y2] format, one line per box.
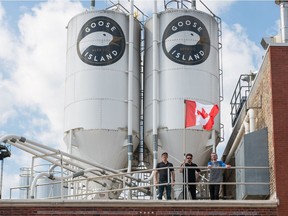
[1, 134, 270, 200]
[230, 74, 256, 127]
[8, 165, 270, 200]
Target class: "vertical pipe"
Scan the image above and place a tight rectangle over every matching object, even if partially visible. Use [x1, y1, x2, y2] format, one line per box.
[68, 130, 73, 197]
[68, 130, 73, 155]
[152, 0, 159, 169]
[127, 0, 135, 177]
[211, 130, 216, 153]
[138, 89, 144, 165]
[127, 3, 134, 202]
[152, 0, 159, 200]
[279, 1, 288, 42]
[29, 157, 35, 198]
[249, 109, 255, 132]
[60, 153, 64, 199]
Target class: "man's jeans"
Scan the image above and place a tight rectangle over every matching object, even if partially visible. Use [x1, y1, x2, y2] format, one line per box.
[158, 184, 172, 200]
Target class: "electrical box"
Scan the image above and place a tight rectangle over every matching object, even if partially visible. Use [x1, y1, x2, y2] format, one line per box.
[235, 127, 270, 200]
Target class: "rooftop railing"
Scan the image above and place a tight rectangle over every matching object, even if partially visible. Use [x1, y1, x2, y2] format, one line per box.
[9, 165, 270, 200]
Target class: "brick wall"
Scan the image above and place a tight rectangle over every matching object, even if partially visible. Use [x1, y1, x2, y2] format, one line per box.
[223, 44, 275, 200]
[247, 47, 275, 195]
[234, 45, 288, 215]
[0, 206, 277, 216]
[269, 46, 288, 216]
[0, 200, 278, 216]
[219, 45, 288, 216]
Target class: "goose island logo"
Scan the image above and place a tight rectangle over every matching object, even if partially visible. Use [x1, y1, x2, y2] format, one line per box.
[77, 16, 125, 66]
[162, 15, 210, 65]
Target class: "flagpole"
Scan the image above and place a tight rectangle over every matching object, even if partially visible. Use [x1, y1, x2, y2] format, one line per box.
[183, 100, 187, 158]
[183, 100, 187, 200]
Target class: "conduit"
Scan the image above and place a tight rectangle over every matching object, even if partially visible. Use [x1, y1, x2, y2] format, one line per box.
[279, 1, 288, 43]
[0, 135, 142, 183]
[152, 0, 159, 171]
[29, 166, 107, 199]
[127, 0, 135, 176]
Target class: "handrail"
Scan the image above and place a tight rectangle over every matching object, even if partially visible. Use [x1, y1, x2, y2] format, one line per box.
[8, 165, 270, 200]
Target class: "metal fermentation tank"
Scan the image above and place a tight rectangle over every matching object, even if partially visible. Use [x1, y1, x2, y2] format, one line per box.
[144, 8, 220, 170]
[64, 9, 141, 196]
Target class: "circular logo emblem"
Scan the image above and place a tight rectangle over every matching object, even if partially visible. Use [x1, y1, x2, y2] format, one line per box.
[162, 15, 210, 65]
[77, 16, 125, 66]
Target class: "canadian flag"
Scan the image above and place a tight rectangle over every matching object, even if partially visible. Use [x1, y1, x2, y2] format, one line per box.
[185, 100, 219, 130]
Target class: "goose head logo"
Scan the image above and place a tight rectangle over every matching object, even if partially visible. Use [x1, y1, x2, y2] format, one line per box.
[162, 15, 210, 65]
[77, 16, 125, 66]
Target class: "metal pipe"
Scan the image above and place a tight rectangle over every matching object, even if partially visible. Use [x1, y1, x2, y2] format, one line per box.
[244, 118, 250, 134]
[0, 135, 141, 183]
[249, 109, 255, 132]
[30, 172, 50, 199]
[152, 0, 159, 199]
[279, 1, 288, 42]
[152, 0, 159, 169]
[138, 92, 144, 165]
[127, 0, 135, 179]
[30, 164, 114, 199]
[138, 121, 144, 165]
[68, 129, 73, 154]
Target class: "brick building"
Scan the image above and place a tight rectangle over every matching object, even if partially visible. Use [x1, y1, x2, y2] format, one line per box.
[221, 43, 288, 216]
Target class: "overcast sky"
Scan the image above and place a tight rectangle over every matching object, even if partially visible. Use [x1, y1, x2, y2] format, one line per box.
[0, 0, 280, 198]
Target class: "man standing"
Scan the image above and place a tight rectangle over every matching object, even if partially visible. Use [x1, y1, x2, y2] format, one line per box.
[180, 153, 201, 200]
[154, 152, 175, 200]
[207, 152, 231, 200]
